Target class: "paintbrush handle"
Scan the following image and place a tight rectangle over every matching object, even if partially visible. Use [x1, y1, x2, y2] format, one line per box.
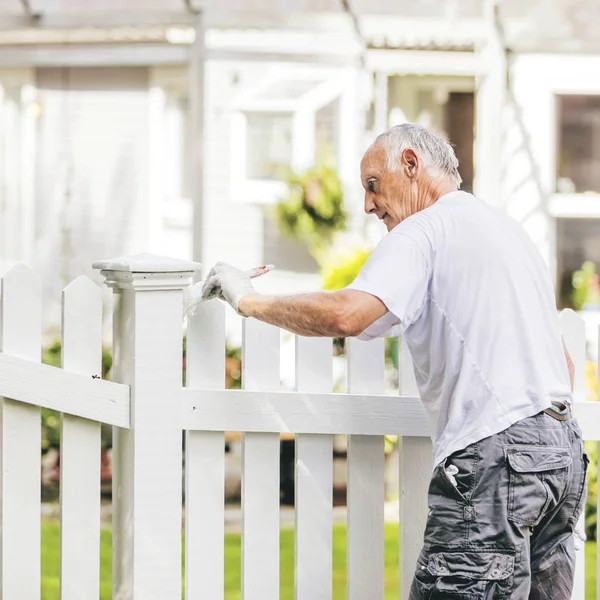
[247, 264, 275, 279]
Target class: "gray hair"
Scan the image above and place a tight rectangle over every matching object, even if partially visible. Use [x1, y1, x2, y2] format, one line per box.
[373, 123, 462, 189]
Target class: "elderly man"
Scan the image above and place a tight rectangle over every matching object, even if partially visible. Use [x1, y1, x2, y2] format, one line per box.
[202, 124, 587, 599]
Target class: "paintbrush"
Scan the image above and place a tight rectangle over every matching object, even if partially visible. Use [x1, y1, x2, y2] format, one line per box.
[184, 264, 275, 317]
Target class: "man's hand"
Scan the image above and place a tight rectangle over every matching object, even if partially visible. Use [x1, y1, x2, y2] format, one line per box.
[201, 262, 263, 315]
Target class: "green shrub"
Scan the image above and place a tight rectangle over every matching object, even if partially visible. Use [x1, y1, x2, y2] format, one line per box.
[586, 441, 598, 540]
[273, 165, 347, 264]
[572, 261, 600, 310]
[321, 247, 371, 291]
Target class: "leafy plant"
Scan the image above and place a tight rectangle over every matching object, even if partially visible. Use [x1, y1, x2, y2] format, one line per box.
[321, 247, 371, 291]
[273, 165, 347, 264]
[585, 440, 597, 540]
[572, 261, 600, 310]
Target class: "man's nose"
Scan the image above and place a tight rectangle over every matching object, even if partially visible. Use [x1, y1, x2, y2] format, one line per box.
[364, 195, 377, 215]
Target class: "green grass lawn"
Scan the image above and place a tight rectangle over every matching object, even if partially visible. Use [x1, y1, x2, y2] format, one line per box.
[40, 521, 598, 599]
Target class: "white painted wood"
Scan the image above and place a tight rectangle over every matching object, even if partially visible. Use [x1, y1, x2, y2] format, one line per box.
[474, 1, 507, 207]
[60, 276, 102, 600]
[19, 84, 36, 265]
[559, 309, 586, 403]
[147, 86, 167, 255]
[549, 193, 600, 219]
[190, 12, 205, 265]
[181, 388, 426, 436]
[374, 71, 388, 133]
[96, 259, 196, 600]
[398, 337, 432, 600]
[295, 336, 333, 600]
[0, 262, 42, 599]
[241, 319, 280, 600]
[346, 337, 385, 600]
[0, 44, 189, 68]
[366, 49, 480, 77]
[185, 299, 226, 600]
[0, 353, 130, 427]
[559, 310, 586, 599]
[570, 402, 600, 441]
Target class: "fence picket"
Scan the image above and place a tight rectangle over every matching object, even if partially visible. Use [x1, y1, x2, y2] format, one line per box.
[346, 337, 385, 600]
[0, 263, 42, 599]
[559, 309, 587, 600]
[398, 337, 432, 600]
[60, 276, 103, 600]
[185, 299, 226, 600]
[241, 319, 281, 600]
[295, 336, 333, 600]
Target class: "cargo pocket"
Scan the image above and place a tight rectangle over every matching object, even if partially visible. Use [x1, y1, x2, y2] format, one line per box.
[427, 550, 514, 599]
[506, 445, 572, 527]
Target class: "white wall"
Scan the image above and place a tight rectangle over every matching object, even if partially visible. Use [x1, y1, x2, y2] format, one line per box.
[33, 67, 151, 330]
[0, 68, 36, 268]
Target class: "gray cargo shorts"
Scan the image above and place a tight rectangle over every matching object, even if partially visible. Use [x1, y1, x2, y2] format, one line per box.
[409, 406, 589, 599]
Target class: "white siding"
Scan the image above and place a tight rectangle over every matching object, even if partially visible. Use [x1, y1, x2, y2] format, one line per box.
[499, 54, 600, 272]
[202, 60, 265, 273]
[34, 67, 150, 327]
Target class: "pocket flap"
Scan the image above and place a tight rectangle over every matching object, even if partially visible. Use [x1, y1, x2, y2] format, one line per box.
[427, 551, 514, 580]
[506, 445, 572, 473]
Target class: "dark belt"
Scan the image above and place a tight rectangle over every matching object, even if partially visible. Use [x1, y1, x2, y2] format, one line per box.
[543, 400, 571, 421]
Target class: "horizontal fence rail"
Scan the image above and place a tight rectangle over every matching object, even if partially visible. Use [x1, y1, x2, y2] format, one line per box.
[181, 389, 427, 435]
[0, 353, 130, 427]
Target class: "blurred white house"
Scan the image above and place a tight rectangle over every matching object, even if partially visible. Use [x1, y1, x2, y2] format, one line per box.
[1, 0, 600, 334]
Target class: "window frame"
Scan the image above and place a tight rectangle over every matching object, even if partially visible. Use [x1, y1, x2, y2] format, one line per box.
[229, 68, 354, 205]
[552, 90, 600, 218]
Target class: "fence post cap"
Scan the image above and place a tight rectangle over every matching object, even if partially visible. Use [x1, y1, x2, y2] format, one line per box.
[93, 253, 201, 290]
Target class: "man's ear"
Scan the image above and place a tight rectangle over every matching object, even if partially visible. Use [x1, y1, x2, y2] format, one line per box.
[401, 148, 419, 180]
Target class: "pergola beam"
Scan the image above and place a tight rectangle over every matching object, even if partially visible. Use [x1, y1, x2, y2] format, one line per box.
[0, 44, 358, 67]
[0, 11, 352, 32]
[366, 48, 480, 76]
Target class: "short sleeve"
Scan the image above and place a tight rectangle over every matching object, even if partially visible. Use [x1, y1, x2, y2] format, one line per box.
[347, 232, 430, 339]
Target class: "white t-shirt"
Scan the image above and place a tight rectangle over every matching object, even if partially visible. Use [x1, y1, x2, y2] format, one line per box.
[348, 191, 572, 467]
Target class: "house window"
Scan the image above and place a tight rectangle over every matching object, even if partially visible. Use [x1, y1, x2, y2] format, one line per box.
[557, 95, 600, 194]
[314, 99, 339, 167]
[245, 112, 293, 180]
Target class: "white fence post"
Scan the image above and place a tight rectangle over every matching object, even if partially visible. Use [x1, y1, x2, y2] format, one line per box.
[94, 254, 199, 600]
[346, 337, 385, 600]
[398, 337, 432, 600]
[0, 263, 41, 600]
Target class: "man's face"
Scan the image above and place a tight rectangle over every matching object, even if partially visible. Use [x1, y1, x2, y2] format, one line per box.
[360, 145, 412, 232]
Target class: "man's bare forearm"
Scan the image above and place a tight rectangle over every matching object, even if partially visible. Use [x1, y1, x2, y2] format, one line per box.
[238, 292, 352, 337]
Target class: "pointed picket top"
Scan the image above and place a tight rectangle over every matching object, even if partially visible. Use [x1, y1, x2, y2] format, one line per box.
[63, 274, 101, 298]
[0, 262, 41, 358]
[559, 308, 586, 403]
[62, 276, 102, 374]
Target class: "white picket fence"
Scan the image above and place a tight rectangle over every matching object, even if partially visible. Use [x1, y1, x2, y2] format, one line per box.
[0, 254, 596, 600]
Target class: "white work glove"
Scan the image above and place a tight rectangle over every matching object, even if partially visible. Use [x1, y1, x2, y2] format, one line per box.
[201, 262, 270, 315]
